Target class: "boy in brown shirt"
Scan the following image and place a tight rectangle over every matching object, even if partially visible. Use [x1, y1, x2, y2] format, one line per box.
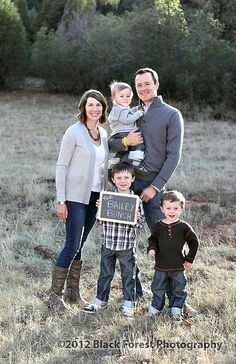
[147, 190, 199, 321]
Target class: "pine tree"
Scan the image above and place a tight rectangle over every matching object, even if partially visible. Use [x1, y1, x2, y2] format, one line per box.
[0, 0, 28, 87]
[13, 0, 30, 36]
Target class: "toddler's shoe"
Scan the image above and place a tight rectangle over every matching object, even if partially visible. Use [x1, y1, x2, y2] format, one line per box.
[133, 163, 150, 175]
[108, 157, 120, 169]
[122, 306, 134, 318]
[146, 305, 161, 317]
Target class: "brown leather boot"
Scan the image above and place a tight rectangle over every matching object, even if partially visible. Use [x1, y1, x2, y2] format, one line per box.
[64, 260, 85, 305]
[48, 266, 68, 314]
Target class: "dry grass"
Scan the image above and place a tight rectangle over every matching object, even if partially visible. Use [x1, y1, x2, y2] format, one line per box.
[0, 91, 235, 364]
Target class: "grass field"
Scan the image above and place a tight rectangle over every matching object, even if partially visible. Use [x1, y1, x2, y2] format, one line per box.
[0, 91, 235, 364]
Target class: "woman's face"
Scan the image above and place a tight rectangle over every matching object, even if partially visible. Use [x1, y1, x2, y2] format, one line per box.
[85, 97, 103, 124]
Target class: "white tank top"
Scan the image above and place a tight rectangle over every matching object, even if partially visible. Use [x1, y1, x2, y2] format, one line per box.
[92, 142, 106, 192]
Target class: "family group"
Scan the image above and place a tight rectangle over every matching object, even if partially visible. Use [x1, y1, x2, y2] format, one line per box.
[48, 67, 199, 321]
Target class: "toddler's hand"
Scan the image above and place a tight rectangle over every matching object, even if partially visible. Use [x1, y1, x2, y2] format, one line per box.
[183, 261, 193, 269]
[148, 249, 156, 258]
[138, 108, 144, 117]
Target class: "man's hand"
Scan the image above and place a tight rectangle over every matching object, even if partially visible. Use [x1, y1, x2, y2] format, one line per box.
[183, 261, 193, 270]
[140, 186, 157, 202]
[126, 128, 143, 146]
[56, 203, 68, 223]
[148, 249, 156, 258]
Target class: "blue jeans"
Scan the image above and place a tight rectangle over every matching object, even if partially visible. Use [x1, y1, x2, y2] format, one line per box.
[133, 178, 164, 229]
[56, 192, 99, 268]
[132, 178, 165, 298]
[151, 270, 187, 313]
[96, 245, 137, 305]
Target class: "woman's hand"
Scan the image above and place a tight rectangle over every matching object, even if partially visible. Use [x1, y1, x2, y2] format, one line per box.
[126, 128, 143, 147]
[56, 203, 68, 223]
[148, 249, 156, 258]
[140, 186, 157, 202]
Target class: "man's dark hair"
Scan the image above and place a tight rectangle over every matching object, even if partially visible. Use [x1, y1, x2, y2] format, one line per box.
[134, 67, 159, 84]
[160, 190, 186, 209]
[110, 161, 135, 179]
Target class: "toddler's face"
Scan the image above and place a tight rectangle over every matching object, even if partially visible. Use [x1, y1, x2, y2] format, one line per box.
[160, 200, 183, 223]
[113, 88, 132, 107]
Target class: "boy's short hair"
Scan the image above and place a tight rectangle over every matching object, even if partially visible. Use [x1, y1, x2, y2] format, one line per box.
[110, 81, 133, 99]
[160, 190, 185, 209]
[110, 161, 135, 180]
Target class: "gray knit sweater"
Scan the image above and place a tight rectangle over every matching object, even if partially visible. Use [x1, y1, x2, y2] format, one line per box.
[56, 122, 109, 204]
[108, 96, 184, 191]
[108, 104, 142, 136]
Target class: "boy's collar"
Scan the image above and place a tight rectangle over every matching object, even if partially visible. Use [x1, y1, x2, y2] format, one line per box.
[114, 188, 134, 195]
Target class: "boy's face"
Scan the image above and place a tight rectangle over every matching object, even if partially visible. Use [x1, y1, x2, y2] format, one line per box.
[160, 200, 183, 223]
[113, 88, 132, 107]
[111, 170, 135, 193]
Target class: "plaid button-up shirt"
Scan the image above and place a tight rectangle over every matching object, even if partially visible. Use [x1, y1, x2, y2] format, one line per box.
[98, 190, 144, 251]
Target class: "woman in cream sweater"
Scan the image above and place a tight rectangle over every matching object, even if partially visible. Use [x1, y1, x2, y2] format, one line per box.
[49, 90, 109, 313]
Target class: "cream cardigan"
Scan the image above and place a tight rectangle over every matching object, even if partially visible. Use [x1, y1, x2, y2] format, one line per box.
[56, 122, 109, 204]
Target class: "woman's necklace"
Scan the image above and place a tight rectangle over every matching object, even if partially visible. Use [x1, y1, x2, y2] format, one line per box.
[85, 125, 100, 141]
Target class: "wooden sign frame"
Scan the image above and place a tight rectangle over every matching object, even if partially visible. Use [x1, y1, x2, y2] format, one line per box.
[97, 191, 140, 225]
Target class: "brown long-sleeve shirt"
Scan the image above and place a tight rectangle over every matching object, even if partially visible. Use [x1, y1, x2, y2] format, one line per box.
[147, 220, 199, 271]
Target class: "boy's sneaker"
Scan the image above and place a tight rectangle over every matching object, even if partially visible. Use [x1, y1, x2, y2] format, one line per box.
[122, 306, 134, 318]
[82, 303, 106, 314]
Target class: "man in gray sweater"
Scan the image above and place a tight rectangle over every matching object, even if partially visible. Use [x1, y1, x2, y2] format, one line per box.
[109, 67, 184, 228]
[108, 67, 185, 302]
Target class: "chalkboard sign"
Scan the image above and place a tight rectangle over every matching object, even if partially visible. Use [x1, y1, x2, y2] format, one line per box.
[97, 191, 140, 225]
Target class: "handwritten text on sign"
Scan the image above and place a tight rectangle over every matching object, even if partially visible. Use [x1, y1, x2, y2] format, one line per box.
[97, 191, 140, 225]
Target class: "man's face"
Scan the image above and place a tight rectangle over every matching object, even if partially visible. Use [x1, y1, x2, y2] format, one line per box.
[135, 72, 159, 104]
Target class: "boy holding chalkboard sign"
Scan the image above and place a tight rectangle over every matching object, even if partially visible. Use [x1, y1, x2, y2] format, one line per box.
[82, 162, 144, 317]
